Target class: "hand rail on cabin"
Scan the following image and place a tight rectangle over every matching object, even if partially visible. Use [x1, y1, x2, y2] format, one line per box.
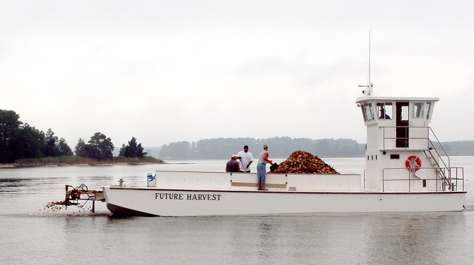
[428, 127, 450, 168]
[381, 126, 431, 150]
[379, 126, 458, 190]
[381, 167, 464, 192]
[426, 128, 453, 188]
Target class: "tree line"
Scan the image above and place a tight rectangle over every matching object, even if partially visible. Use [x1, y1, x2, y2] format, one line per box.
[159, 137, 365, 159]
[6, 108, 471, 163]
[0, 109, 147, 163]
[156, 138, 474, 160]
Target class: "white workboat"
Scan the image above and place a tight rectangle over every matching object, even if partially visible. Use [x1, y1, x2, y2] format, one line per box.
[102, 85, 466, 216]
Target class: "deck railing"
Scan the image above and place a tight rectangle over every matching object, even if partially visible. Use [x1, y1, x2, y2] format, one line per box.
[380, 167, 464, 192]
[380, 126, 454, 186]
[380, 126, 428, 150]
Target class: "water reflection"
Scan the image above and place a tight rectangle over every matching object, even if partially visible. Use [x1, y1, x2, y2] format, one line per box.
[0, 178, 31, 191]
[256, 221, 272, 261]
[363, 213, 466, 264]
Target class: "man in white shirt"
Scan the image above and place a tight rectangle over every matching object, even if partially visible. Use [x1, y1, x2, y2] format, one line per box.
[236, 145, 253, 173]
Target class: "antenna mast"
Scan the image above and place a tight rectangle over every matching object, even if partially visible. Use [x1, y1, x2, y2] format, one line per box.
[358, 30, 373, 96]
[368, 30, 371, 90]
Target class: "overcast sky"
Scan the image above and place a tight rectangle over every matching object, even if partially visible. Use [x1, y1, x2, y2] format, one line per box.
[1, 1, 473, 148]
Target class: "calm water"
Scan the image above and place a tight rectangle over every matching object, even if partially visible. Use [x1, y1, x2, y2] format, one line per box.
[1, 157, 474, 264]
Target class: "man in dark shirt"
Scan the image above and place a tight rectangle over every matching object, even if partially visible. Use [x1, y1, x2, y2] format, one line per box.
[226, 155, 240, 172]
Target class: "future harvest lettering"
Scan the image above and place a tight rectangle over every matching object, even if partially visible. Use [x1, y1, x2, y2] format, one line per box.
[155, 193, 222, 201]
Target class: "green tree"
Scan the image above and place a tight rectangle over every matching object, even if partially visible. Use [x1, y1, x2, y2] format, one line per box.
[43, 128, 59, 157]
[9, 123, 44, 161]
[86, 132, 114, 161]
[119, 137, 147, 158]
[41, 129, 73, 157]
[0, 110, 22, 163]
[0, 110, 74, 163]
[75, 138, 87, 157]
[58, 138, 73, 156]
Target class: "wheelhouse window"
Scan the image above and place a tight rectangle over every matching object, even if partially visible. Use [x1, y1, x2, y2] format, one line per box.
[413, 102, 424, 118]
[377, 102, 392, 120]
[400, 104, 409, 122]
[426, 102, 432, 120]
[361, 103, 375, 121]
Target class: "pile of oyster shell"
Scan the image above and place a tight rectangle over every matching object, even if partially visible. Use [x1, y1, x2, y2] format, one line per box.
[271, 151, 339, 174]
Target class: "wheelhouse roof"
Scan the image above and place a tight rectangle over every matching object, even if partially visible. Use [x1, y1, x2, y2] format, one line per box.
[356, 96, 439, 104]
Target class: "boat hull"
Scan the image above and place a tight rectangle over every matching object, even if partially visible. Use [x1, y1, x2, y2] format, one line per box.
[103, 186, 466, 217]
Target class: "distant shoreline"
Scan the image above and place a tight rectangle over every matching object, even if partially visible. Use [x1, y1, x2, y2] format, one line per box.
[0, 162, 164, 169]
[2, 151, 473, 169]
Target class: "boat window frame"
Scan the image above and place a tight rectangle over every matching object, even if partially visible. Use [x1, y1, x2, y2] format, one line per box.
[399, 104, 409, 123]
[377, 102, 393, 120]
[362, 103, 375, 121]
[426, 102, 432, 120]
[361, 104, 368, 121]
[412, 102, 424, 119]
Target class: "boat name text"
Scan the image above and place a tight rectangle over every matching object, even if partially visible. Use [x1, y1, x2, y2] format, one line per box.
[155, 193, 222, 201]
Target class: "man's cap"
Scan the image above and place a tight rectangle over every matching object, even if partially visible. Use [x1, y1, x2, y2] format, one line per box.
[244, 145, 249, 149]
[263, 144, 268, 148]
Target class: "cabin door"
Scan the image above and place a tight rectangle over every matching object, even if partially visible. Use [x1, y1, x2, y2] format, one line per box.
[396, 102, 409, 148]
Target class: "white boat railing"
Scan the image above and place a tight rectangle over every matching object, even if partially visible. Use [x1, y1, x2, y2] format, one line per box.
[380, 126, 455, 186]
[381, 167, 464, 192]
